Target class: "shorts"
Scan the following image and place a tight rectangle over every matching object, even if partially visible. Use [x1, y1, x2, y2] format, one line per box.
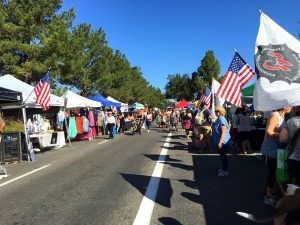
[238, 131, 251, 142]
[197, 126, 212, 141]
[288, 159, 300, 182]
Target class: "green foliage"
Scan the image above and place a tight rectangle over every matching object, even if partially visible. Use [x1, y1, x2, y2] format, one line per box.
[197, 50, 221, 87]
[191, 72, 206, 99]
[0, 0, 166, 107]
[165, 73, 193, 101]
[0, 0, 75, 83]
[52, 86, 68, 97]
[4, 116, 24, 132]
[164, 50, 221, 102]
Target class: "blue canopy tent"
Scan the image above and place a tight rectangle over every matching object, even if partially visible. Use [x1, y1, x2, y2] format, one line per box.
[88, 94, 121, 107]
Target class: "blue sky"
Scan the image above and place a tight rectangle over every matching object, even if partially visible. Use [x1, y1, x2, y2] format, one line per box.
[61, 0, 300, 92]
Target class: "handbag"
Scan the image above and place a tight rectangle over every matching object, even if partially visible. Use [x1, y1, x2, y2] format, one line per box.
[276, 147, 290, 183]
[277, 128, 300, 183]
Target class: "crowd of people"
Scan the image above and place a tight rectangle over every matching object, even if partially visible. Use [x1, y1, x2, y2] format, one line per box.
[97, 103, 300, 212]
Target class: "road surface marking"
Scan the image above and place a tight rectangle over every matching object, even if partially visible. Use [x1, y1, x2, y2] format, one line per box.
[0, 164, 51, 187]
[133, 132, 172, 225]
[98, 140, 109, 145]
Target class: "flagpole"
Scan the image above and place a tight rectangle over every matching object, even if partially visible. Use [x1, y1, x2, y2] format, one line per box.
[22, 66, 52, 160]
[23, 67, 52, 104]
[233, 48, 237, 52]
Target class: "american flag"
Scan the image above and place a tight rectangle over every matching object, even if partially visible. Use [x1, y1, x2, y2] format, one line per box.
[216, 52, 255, 107]
[34, 70, 51, 111]
[197, 86, 211, 108]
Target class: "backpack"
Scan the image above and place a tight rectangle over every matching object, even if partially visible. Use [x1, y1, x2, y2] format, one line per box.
[195, 109, 206, 125]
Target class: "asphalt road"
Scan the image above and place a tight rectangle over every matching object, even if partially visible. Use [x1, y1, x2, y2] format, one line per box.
[0, 127, 274, 225]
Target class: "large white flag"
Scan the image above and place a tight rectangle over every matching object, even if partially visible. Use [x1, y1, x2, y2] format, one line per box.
[253, 12, 300, 111]
[211, 78, 225, 120]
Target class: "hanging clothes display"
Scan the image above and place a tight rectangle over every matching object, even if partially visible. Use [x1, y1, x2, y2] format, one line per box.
[83, 117, 90, 133]
[76, 117, 83, 134]
[88, 109, 96, 137]
[57, 109, 65, 130]
[68, 116, 78, 138]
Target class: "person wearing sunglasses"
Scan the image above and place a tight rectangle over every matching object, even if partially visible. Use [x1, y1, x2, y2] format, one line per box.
[212, 106, 231, 176]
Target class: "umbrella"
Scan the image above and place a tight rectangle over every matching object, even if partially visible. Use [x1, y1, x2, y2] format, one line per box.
[132, 102, 144, 109]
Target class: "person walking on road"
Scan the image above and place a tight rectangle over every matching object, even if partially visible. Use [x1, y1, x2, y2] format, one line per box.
[280, 105, 300, 186]
[106, 111, 116, 139]
[169, 109, 178, 132]
[145, 110, 152, 132]
[182, 109, 192, 138]
[236, 106, 252, 154]
[212, 106, 231, 176]
[260, 107, 291, 206]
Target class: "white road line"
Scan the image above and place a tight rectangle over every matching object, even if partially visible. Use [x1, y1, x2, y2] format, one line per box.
[133, 132, 172, 225]
[0, 164, 51, 187]
[97, 140, 109, 145]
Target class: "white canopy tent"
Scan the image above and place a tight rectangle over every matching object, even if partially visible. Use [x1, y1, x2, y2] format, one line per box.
[63, 90, 102, 109]
[106, 96, 124, 104]
[0, 74, 64, 108]
[106, 96, 128, 112]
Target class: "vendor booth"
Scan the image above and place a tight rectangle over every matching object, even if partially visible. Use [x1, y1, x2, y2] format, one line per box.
[0, 87, 23, 163]
[0, 75, 66, 158]
[64, 90, 102, 141]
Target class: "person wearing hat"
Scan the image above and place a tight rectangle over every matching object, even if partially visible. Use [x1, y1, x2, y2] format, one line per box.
[106, 111, 116, 139]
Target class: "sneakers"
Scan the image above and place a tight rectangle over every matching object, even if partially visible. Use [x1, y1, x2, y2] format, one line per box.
[218, 171, 229, 176]
[147, 130, 150, 133]
[217, 168, 223, 173]
[264, 196, 276, 207]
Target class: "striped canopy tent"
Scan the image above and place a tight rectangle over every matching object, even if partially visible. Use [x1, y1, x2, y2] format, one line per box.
[242, 84, 254, 104]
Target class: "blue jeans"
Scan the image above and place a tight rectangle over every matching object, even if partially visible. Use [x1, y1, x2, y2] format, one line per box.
[219, 142, 229, 171]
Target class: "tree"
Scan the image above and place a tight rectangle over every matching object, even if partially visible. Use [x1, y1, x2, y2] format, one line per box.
[197, 50, 221, 87]
[165, 73, 193, 101]
[190, 71, 206, 99]
[52, 86, 68, 97]
[59, 23, 107, 97]
[0, 0, 75, 83]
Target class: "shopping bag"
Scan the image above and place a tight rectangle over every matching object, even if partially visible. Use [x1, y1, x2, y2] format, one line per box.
[276, 148, 290, 183]
[112, 127, 117, 138]
[142, 122, 146, 130]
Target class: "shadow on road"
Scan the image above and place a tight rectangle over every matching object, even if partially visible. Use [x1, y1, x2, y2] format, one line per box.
[143, 154, 182, 162]
[120, 173, 173, 208]
[182, 152, 275, 225]
[158, 217, 183, 225]
[162, 162, 193, 171]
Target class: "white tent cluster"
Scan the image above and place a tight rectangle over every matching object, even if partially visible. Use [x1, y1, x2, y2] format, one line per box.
[0, 75, 64, 108]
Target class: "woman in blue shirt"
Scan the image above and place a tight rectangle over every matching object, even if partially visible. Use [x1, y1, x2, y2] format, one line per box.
[212, 106, 231, 176]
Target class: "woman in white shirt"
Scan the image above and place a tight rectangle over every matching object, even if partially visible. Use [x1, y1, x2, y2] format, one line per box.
[106, 112, 116, 139]
[146, 111, 152, 132]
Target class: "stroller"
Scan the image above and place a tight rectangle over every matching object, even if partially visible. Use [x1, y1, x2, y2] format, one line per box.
[124, 119, 143, 135]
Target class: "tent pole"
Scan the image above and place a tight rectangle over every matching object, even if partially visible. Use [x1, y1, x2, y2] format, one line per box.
[22, 106, 35, 161]
[63, 98, 71, 147]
